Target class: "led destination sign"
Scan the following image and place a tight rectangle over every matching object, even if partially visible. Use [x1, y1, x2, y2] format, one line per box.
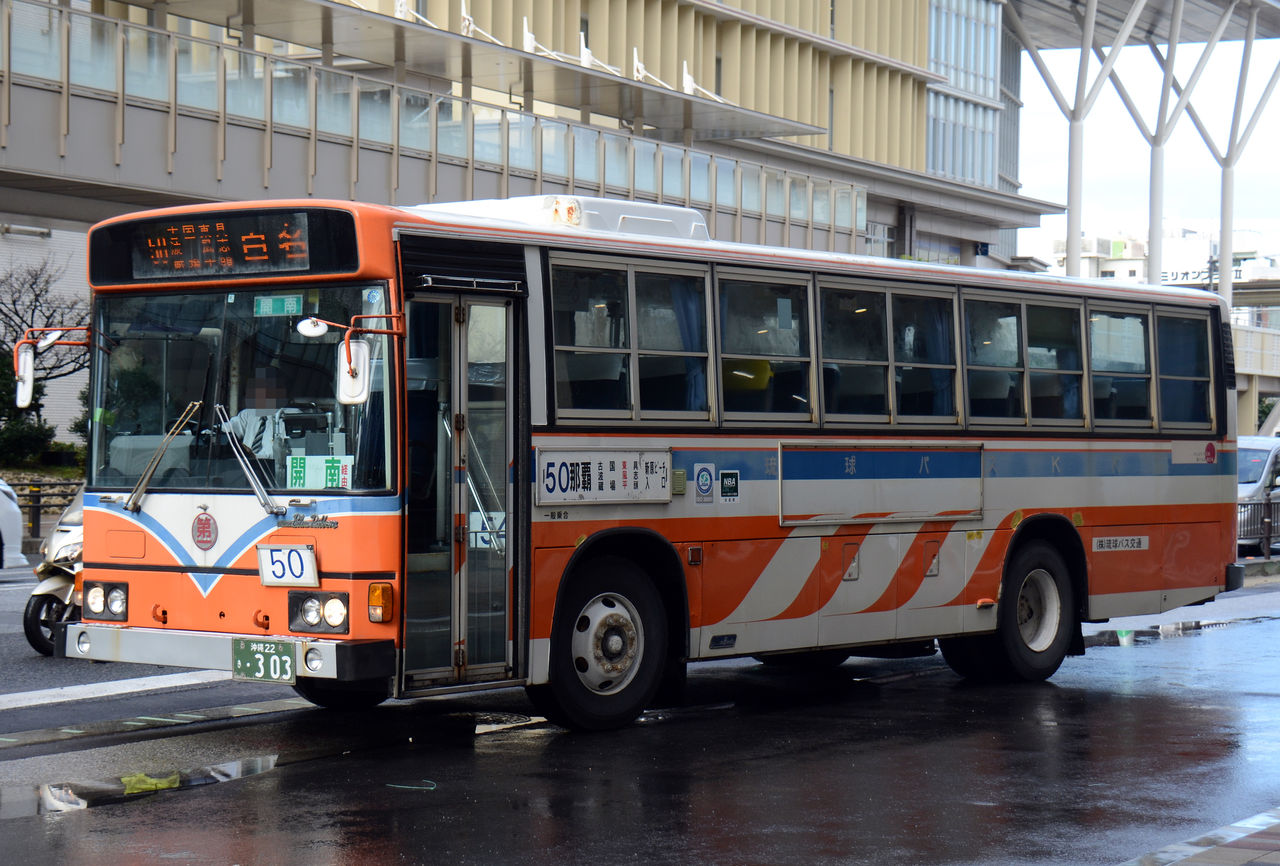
[131, 212, 310, 279]
[89, 207, 360, 286]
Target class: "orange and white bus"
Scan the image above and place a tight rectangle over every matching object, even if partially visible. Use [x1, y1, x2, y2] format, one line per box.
[17, 196, 1242, 730]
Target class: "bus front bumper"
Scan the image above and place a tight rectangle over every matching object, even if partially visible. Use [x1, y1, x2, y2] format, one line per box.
[55, 622, 395, 682]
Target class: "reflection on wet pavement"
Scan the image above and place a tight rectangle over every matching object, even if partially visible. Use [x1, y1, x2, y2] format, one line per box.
[1086, 616, 1274, 647]
[0, 754, 279, 819]
[0, 708, 546, 821]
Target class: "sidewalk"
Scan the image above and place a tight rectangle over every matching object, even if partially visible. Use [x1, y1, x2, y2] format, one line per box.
[1117, 559, 1280, 864]
[1121, 808, 1280, 865]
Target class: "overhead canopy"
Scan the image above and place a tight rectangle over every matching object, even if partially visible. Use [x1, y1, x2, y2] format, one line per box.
[127, 0, 824, 143]
[1006, 0, 1280, 48]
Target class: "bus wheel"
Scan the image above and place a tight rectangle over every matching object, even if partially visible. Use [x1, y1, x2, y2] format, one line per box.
[997, 541, 1074, 681]
[293, 677, 389, 710]
[543, 557, 668, 731]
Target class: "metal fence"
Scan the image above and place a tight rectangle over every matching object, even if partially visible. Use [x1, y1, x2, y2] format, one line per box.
[1239, 500, 1280, 558]
[15, 482, 81, 539]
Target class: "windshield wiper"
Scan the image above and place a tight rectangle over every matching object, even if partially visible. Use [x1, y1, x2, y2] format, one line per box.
[215, 404, 286, 516]
[124, 401, 203, 512]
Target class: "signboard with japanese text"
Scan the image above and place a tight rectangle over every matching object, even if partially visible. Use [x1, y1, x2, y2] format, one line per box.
[89, 207, 360, 286]
[131, 212, 311, 279]
[288, 455, 354, 489]
[536, 449, 672, 505]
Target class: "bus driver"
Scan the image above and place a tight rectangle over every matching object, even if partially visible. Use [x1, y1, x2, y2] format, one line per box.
[224, 367, 287, 460]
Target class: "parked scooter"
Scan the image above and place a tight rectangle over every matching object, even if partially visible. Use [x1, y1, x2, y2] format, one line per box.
[23, 489, 83, 656]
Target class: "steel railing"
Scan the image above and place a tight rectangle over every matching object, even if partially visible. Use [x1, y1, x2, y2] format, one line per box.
[1239, 499, 1280, 558]
[15, 482, 80, 539]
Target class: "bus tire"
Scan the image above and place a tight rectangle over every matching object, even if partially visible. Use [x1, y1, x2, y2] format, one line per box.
[997, 541, 1074, 681]
[541, 556, 667, 731]
[292, 677, 389, 710]
[938, 634, 1003, 681]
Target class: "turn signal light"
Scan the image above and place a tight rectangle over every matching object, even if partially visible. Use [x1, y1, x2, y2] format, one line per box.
[368, 582, 394, 623]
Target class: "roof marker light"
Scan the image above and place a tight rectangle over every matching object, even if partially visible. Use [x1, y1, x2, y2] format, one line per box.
[552, 197, 582, 226]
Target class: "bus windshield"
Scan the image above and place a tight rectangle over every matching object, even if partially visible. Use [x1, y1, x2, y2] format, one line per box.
[89, 284, 393, 493]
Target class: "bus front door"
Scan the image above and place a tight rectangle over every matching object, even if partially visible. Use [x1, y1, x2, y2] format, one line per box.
[403, 298, 512, 690]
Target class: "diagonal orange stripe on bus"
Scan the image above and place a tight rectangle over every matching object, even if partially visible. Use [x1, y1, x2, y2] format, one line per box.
[855, 521, 959, 615]
[766, 524, 876, 622]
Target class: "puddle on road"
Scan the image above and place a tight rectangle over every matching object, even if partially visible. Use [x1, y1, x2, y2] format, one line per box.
[1086, 615, 1279, 648]
[0, 709, 544, 821]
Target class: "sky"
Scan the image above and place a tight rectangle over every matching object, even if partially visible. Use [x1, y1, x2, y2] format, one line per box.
[1016, 38, 1280, 261]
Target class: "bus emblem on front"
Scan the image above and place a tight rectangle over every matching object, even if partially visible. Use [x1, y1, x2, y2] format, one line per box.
[192, 513, 218, 551]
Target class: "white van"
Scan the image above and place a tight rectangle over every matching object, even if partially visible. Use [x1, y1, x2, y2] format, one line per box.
[1238, 435, 1280, 551]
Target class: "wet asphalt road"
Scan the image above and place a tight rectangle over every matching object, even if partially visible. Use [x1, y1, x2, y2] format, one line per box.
[3, 580, 1280, 864]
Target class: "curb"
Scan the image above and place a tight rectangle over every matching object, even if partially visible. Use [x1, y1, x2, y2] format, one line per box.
[1120, 808, 1280, 865]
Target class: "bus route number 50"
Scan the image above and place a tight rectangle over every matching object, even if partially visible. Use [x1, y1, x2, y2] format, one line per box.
[256, 544, 320, 587]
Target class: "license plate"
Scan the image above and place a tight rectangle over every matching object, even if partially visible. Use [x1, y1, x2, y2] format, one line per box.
[256, 544, 319, 587]
[231, 637, 297, 683]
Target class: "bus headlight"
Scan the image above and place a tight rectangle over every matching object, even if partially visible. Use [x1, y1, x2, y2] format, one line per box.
[301, 597, 323, 627]
[84, 581, 128, 621]
[323, 597, 348, 628]
[288, 591, 349, 634]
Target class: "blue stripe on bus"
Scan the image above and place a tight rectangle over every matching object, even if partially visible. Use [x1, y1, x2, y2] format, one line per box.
[778, 448, 981, 480]
[659, 448, 1235, 482]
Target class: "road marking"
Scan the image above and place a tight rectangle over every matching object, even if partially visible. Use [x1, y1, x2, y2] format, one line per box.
[0, 697, 313, 753]
[0, 670, 231, 710]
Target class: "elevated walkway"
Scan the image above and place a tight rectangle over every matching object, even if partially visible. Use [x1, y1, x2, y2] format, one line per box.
[1231, 323, 1280, 434]
[0, 0, 1048, 251]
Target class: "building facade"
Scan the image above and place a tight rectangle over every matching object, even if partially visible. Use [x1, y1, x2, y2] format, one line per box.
[1, 0, 1057, 438]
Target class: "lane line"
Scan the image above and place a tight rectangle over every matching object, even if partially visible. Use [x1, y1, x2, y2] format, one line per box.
[0, 670, 231, 710]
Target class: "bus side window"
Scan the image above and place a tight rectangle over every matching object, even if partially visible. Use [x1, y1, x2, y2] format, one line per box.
[819, 286, 889, 418]
[551, 266, 631, 413]
[635, 271, 709, 415]
[964, 299, 1024, 421]
[1026, 304, 1084, 422]
[892, 294, 956, 419]
[1156, 314, 1212, 427]
[1090, 308, 1152, 424]
[718, 277, 811, 416]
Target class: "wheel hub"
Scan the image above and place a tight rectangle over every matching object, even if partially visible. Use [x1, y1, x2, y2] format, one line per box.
[571, 594, 643, 694]
[1017, 568, 1062, 653]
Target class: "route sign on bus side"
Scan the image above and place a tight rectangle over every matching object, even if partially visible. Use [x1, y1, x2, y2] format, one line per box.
[536, 449, 672, 504]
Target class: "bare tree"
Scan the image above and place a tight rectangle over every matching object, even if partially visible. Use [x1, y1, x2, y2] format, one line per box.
[0, 259, 89, 381]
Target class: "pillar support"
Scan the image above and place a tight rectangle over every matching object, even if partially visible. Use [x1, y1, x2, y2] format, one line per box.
[1003, 0, 1147, 277]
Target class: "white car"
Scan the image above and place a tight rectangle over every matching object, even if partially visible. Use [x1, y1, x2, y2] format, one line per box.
[1238, 435, 1280, 552]
[0, 478, 29, 569]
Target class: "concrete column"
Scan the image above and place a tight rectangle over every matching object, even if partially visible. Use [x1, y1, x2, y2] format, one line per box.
[1239, 371, 1258, 435]
[608, 0, 627, 70]
[1148, 142, 1164, 283]
[1066, 116, 1084, 277]
[1220, 162, 1234, 307]
[721, 21, 742, 104]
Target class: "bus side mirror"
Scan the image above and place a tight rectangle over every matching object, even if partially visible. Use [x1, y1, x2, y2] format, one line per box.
[337, 339, 371, 405]
[14, 343, 34, 408]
